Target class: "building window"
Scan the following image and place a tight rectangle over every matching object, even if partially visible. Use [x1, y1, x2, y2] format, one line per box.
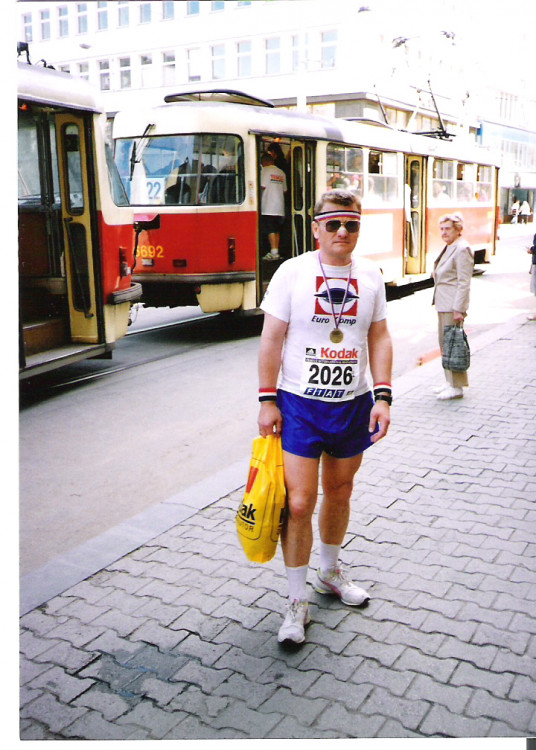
[58, 6, 69, 37]
[118, 1, 129, 27]
[321, 30, 337, 69]
[40, 10, 51, 40]
[237, 41, 251, 78]
[78, 62, 89, 81]
[140, 3, 152, 23]
[77, 4, 88, 34]
[237, 1, 251, 5]
[211, 44, 225, 80]
[97, 1, 108, 31]
[187, 2, 200, 15]
[163, 51, 176, 85]
[292, 33, 309, 72]
[211, 1, 225, 10]
[265, 38, 280, 75]
[22, 13, 33, 42]
[119, 57, 131, 88]
[99, 60, 110, 90]
[162, 2, 175, 19]
[188, 48, 201, 81]
[59, 64, 71, 74]
[140, 54, 153, 86]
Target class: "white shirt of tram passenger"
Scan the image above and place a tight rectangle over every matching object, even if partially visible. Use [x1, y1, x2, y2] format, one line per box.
[260, 250, 387, 402]
[260, 164, 287, 217]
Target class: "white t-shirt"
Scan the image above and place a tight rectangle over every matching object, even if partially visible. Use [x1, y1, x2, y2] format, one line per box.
[261, 165, 287, 217]
[261, 250, 387, 402]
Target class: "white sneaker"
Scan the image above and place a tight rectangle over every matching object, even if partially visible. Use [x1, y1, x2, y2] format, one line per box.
[263, 251, 280, 260]
[437, 386, 463, 400]
[313, 567, 370, 606]
[277, 599, 311, 643]
[433, 385, 447, 394]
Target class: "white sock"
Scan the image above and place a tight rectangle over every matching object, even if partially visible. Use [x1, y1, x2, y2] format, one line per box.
[319, 542, 340, 574]
[285, 565, 308, 601]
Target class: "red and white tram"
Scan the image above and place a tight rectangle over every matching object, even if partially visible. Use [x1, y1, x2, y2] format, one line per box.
[18, 60, 142, 378]
[112, 89, 499, 312]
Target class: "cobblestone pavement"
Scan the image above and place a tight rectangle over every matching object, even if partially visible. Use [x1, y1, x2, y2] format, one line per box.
[20, 317, 536, 740]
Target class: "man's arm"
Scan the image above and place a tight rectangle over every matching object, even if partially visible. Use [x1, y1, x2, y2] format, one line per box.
[258, 313, 288, 437]
[367, 318, 393, 443]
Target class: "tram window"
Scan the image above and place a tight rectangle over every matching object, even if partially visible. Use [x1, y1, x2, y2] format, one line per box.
[476, 165, 493, 202]
[63, 124, 84, 215]
[456, 162, 476, 202]
[114, 133, 244, 206]
[18, 113, 61, 206]
[326, 144, 363, 195]
[367, 150, 399, 203]
[18, 115, 41, 204]
[432, 159, 455, 202]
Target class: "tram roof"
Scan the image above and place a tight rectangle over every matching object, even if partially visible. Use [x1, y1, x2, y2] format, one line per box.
[17, 62, 102, 113]
[113, 99, 498, 167]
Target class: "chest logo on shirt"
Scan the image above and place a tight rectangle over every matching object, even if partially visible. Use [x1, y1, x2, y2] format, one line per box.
[314, 276, 359, 317]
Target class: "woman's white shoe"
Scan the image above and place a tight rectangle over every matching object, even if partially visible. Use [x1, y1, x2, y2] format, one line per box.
[437, 386, 463, 400]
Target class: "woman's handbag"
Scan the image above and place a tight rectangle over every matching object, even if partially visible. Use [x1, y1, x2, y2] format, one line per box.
[236, 435, 286, 563]
[442, 324, 470, 372]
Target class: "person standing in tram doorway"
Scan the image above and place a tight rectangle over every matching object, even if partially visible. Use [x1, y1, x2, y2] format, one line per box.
[432, 212, 474, 400]
[260, 151, 287, 261]
[257, 189, 393, 644]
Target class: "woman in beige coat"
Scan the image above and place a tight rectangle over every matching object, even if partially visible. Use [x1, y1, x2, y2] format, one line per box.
[432, 213, 474, 400]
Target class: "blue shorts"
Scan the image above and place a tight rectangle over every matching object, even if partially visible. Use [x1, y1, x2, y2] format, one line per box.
[278, 389, 377, 459]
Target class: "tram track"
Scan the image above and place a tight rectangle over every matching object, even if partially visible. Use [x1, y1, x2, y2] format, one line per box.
[20, 311, 263, 400]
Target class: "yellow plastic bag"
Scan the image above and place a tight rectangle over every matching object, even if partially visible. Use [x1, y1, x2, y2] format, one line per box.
[236, 435, 286, 563]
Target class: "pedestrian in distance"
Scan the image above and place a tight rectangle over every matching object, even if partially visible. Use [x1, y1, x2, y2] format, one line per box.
[432, 212, 474, 400]
[511, 198, 520, 224]
[257, 188, 393, 644]
[520, 200, 531, 224]
[260, 151, 288, 261]
[527, 232, 536, 320]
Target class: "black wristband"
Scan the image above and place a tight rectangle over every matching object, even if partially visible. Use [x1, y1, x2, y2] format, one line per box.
[375, 394, 392, 405]
[259, 395, 278, 403]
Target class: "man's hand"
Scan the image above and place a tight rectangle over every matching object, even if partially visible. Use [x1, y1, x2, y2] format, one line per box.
[368, 400, 390, 443]
[258, 402, 283, 437]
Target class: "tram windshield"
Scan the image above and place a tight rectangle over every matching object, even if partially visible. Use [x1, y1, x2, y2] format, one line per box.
[114, 133, 245, 206]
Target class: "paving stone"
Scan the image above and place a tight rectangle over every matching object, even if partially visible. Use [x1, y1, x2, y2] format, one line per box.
[115, 700, 185, 739]
[315, 702, 385, 737]
[465, 688, 535, 732]
[213, 672, 278, 710]
[435, 636, 498, 670]
[257, 686, 328, 726]
[20, 692, 89, 734]
[209, 699, 283, 737]
[33, 639, 99, 673]
[509, 674, 536, 702]
[449, 661, 514, 697]
[170, 660, 233, 693]
[27, 664, 95, 703]
[419, 704, 492, 737]
[405, 672, 472, 714]
[130, 620, 190, 651]
[360, 685, 431, 731]
[72, 683, 137, 721]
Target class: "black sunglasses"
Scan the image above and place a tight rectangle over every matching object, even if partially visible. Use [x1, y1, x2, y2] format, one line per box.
[320, 218, 360, 233]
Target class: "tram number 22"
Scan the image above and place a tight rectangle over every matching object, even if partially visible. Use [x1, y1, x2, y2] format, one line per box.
[139, 244, 164, 259]
[308, 364, 354, 387]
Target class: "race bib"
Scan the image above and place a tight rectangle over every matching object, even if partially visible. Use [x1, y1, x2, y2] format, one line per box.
[299, 344, 359, 401]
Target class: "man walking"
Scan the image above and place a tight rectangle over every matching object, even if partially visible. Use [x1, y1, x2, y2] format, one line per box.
[258, 189, 392, 644]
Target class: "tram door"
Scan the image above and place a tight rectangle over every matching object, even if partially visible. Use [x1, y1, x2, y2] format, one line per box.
[290, 141, 315, 257]
[55, 113, 100, 343]
[258, 137, 315, 298]
[404, 155, 426, 275]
